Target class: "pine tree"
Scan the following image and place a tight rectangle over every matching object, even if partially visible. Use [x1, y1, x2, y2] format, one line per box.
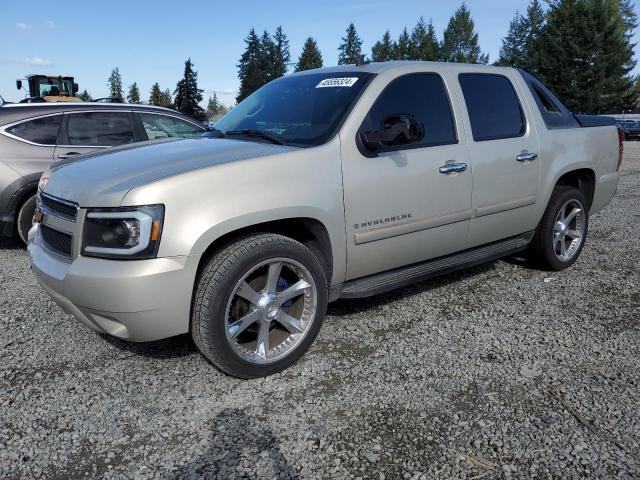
[394, 28, 412, 60]
[206, 93, 225, 121]
[107, 67, 124, 101]
[496, 11, 529, 68]
[410, 18, 440, 61]
[525, 0, 546, 74]
[173, 58, 205, 121]
[271, 26, 290, 78]
[441, 3, 489, 64]
[127, 82, 141, 104]
[539, 0, 637, 114]
[338, 23, 363, 64]
[237, 28, 271, 103]
[149, 83, 163, 105]
[295, 37, 323, 71]
[371, 31, 395, 62]
[78, 90, 91, 101]
[161, 89, 173, 108]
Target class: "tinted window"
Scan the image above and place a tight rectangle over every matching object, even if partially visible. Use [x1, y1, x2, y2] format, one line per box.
[66, 112, 135, 146]
[139, 113, 204, 140]
[459, 73, 525, 141]
[361, 73, 457, 149]
[6, 115, 62, 145]
[215, 72, 374, 146]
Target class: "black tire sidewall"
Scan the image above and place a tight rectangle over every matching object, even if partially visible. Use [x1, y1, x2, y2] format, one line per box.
[539, 188, 589, 270]
[198, 236, 328, 378]
[17, 194, 37, 245]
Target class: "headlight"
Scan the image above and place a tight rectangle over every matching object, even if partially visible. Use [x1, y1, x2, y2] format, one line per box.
[82, 205, 164, 260]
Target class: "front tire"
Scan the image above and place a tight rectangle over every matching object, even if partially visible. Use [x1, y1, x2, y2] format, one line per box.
[528, 186, 589, 271]
[191, 233, 328, 378]
[16, 194, 37, 245]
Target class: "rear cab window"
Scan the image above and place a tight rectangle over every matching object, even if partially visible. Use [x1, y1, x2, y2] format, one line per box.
[4, 115, 63, 145]
[65, 112, 135, 146]
[458, 73, 525, 141]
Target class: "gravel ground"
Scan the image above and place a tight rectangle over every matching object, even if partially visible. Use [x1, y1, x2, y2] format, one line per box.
[1, 143, 639, 480]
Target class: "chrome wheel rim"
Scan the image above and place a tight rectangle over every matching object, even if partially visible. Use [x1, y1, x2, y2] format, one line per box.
[553, 199, 585, 261]
[225, 257, 317, 364]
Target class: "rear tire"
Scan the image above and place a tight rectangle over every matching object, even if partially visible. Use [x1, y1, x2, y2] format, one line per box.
[16, 194, 37, 245]
[528, 186, 588, 271]
[191, 233, 328, 378]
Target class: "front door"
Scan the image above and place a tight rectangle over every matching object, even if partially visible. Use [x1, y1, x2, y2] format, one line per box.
[341, 71, 473, 280]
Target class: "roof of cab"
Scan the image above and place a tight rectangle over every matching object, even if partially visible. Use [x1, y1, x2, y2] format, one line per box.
[289, 60, 517, 76]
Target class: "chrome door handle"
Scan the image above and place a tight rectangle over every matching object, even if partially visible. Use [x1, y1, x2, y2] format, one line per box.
[58, 152, 80, 159]
[516, 152, 538, 162]
[439, 162, 467, 174]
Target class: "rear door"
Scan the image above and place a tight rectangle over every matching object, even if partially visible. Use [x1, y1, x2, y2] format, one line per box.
[54, 110, 137, 160]
[454, 71, 541, 246]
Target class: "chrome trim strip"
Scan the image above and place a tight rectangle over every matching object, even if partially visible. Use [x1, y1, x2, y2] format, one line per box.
[354, 209, 473, 245]
[475, 196, 537, 218]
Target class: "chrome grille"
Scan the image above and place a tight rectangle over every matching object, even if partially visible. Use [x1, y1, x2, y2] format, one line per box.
[41, 225, 73, 258]
[40, 194, 78, 222]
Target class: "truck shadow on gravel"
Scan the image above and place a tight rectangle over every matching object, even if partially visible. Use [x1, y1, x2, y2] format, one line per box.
[169, 408, 297, 479]
[98, 333, 197, 359]
[99, 259, 513, 360]
[328, 261, 498, 316]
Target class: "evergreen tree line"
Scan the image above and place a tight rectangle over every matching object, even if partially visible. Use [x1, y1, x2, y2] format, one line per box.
[237, 0, 637, 114]
[98, 61, 226, 122]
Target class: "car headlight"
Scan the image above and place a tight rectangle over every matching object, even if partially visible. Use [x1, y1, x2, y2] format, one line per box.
[82, 205, 164, 260]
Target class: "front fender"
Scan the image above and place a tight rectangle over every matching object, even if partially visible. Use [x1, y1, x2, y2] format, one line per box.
[189, 206, 345, 285]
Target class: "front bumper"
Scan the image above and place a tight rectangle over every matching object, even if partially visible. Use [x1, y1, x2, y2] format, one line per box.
[28, 224, 199, 341]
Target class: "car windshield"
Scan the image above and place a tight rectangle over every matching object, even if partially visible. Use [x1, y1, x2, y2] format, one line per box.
[215, 72, 374, 147]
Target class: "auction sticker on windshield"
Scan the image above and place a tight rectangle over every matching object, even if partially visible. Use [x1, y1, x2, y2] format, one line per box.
[316, 77, 359, 88]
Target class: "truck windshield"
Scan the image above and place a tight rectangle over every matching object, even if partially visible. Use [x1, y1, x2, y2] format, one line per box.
[215, 72, 374, 147]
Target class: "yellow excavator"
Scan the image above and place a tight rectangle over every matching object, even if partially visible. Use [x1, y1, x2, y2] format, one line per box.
[16, 74, 80, 103]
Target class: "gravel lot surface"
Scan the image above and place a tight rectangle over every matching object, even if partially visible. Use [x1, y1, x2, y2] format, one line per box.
[1, 143, 639, 480]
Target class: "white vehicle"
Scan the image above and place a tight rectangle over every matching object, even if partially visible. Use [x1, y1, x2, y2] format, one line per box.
[28, 62, 622, 377]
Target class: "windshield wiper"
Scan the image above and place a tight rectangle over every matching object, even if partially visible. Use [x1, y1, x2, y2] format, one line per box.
[224, 129, 284, 145]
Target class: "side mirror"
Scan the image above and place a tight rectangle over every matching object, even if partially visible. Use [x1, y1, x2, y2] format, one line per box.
[361, 114, 424, 152]
[73, 83, 79, 93]
[16, 80, 22, 90]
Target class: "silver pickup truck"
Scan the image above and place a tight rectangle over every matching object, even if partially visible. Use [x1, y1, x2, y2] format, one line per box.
[28, 62, 622, 378]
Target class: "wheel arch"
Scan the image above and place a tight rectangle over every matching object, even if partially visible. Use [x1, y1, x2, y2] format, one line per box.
[193, 216, 335, 291]
[553, 168, 596, 210]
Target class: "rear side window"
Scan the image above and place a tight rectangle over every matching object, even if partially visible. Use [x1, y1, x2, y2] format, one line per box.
[5, 115, 62, 145]
[138, 113, 204, 140]
[520, 71, 579, 130]
[66, 112, 135, 146]
[361, 73, 457, 149]
[459, 73, 525, 141]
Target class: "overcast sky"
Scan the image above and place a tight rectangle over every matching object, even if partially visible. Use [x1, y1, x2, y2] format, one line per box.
[1, 0, 638, 105]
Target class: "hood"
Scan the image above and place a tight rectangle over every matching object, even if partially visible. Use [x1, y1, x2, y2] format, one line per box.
[43, 137, 298, 206]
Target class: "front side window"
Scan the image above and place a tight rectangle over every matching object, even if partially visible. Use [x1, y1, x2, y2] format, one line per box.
[139, 113, 204, 140]
[66, 112, 135, 146]
[5, 115, 62, 145]
[360, 73, 457, 150]
[459, 73, 525, 141]
[215, 72, 374, 146]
